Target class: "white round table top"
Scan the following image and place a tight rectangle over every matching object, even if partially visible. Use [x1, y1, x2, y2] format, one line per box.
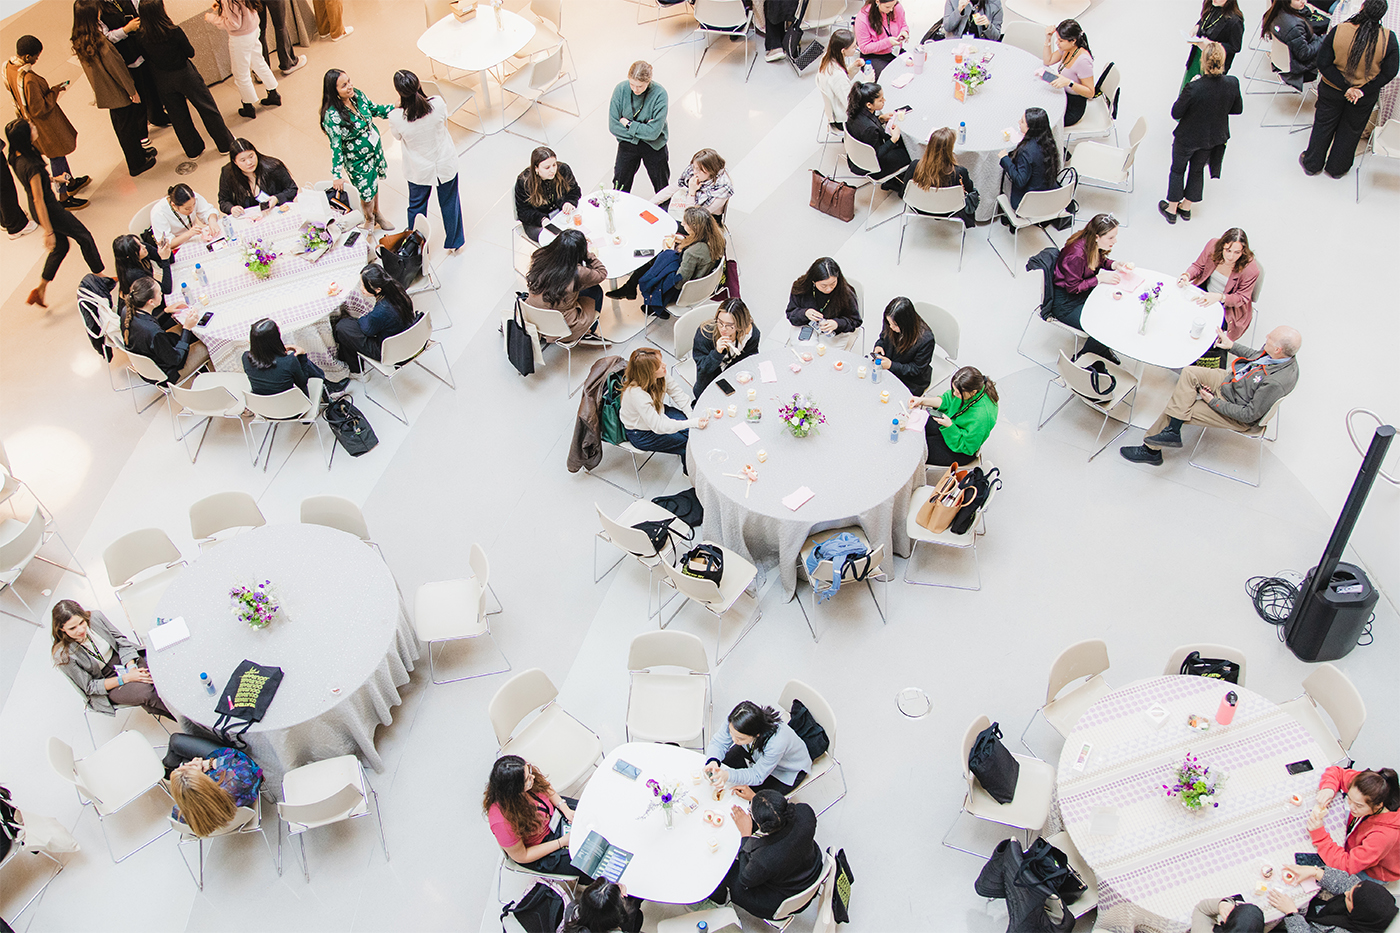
[417, 9, 535, 73]
[148, 524, 400, 733]
[882, 38, 1065, 156]
[692, 348, 925, 523]
[570, 743, 744, 904]
[542, 190, 680, 281]
[1056, 675, 1342, 930]
[1079, 267, 1222, 369]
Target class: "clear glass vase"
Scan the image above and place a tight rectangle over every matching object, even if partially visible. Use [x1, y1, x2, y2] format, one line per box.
[661, 805, 673, 829]
[605, 205, 616, 235]
[1138, 305, 1153, 335]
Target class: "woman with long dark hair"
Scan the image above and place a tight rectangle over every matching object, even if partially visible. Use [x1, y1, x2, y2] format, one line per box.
[1263, 0, 1331, 90]
[112, 233, 174, 323]
[561, 880, 644, 933]
[121, 275, 208, 383]
[138, 0, 234, 157]
[786, 257, 861, 342]
[1307, 765, 1400, 880]
[514, 146, 581, 243]
[1043, 18, 1095, 126]
[524, 228, 607, 345]
[1161, 42, 1242, 224]
[482, 755, 589, 879]
[51, 599, 170, 719]
[333, 264, 415, 374]
[1268, 870, 1397, 932]
[387, 69, 463, 251]
[217, 138, 297, 215]
[708, 791, 824, 921]
[1190, 897, 1267, 932]
[692, 298, 760, 399]
[7, 118, 102, 308]
[908, 126, 976, 227]
[855, 0, 909, 79]
[150, 182, 220, 249]
[872, 297, 936, 396]
[1050, 213, 1131, 362]
[71, 0, 154, 176]
[320, 68, 393, 231]
[1184, 0, 1245, 84]
[1178, 228, 1259, 366]
[997, 107, 1059, 210]
[242, 318, 327, 397]
[204, 0, 280, 119]
[704, 700, 812, 796]
[816, 29, 872, 129]
[845, 81, 910, 192]
[1301, 0, 1398, 178]
[912, 365, 999, 466]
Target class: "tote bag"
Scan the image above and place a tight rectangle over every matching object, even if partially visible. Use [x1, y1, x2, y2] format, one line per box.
[810, 170, 856, 223]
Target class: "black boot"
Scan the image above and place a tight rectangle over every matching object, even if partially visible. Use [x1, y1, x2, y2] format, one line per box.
[239, 103, 257, 119]
[260, 89, 282, 107]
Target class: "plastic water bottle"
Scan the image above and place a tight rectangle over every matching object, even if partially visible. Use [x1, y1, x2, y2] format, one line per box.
[697, 923, 708, 933]
[181, 281, 196, 307]
[223, 216, 237, 244]
[958, 122, 967, 144]
[200, 672, 216, 696]
[890, 419, 900, 443]
[195, 263, 209, 290]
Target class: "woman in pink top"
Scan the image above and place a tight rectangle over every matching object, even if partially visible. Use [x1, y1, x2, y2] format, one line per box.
[1178, 228, 1259, 366]
[204, 0, 280, 120]
[1042, 18, 1095, 126]
[855, 0, 909, 80]
[483, 755, 591, 880]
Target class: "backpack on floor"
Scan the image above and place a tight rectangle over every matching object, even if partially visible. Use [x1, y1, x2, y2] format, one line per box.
[325, 396, 379, 457]
[500, 879, 569, 933]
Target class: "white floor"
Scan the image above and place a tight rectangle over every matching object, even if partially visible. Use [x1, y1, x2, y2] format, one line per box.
[1, 0, 1397, 930]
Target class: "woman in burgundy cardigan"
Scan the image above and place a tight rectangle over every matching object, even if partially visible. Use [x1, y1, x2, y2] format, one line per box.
[1178, 228, 1259, 368]
[1050, 213, 1133, 362]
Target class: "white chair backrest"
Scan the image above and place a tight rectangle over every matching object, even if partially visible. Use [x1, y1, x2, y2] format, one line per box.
[596, 504, 663, 558]
[673, 303, 717, 362]
[673, 260, 726, 309]
[1165, 643, 1248, 682]
[126, 350, 171, 384]
[1375, 118, 1400, 156]
[532, 0, 562, 29]
[0, 507, 44, 571]
[904, 183, 965, 217]
[528, 46, 566, 91]
[1046, 639, 1110, 704]
[1003, 21, 1045, 57]
[171, 383, 241, 415]
[843, 134, 881, 175]
[469, 542, 490, 589]
[103, 527, 182, 588]
[914, 302, 959, 360]
[1302, 662, 1366, 751]
[489, 668, 559, 746]
[659, 556, 722, 605]
[278, 783, 363, 826]
[300, 495, 371, 540]
[802, 0, 844, 28]
[772, 848, 835, 921]
[380, 314, 433, 367]
[1057, 351, 1118, 403]
[1269, 36, 1292, 73]
[811, 543, 885, 585]
[521, 300, 573, 341]
[171, 805, 256, 838]
[189, 491, 266, 542]
[628, 630, 709, 673]
[1126, 115, 1148, 150]
[129, 200, 160, 235]
[779, 679, 838, 754]
[425, 0, 453, 27]
[412, 212, 433, 261]
[1014, 182, 1075, 223]
[46, 736, 78, 786]
[245, 385, 313, 421]
[77, 287, 112, 340]
[695, 0, 747, 29]
[818, 76, 842, 128]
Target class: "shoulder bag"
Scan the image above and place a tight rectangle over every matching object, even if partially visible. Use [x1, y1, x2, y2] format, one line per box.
[631, 517, 693, 557]
[831, 847, 855, 924]
[948, 467, 1000, 536]
[968, 721, 1020, 804]
[916, 463, 973, 533]
[1016, 837, 1088, 901]
[506, 294, 536, 377]
[788, 698, 831, 760]
[810, 170, 857, 223]
[325, 395, 379, 457]
[652, 488, 703, 528]
[211, 660, 284, 749]
[376, 230, 425, 288]
[500, 878, 569, 933]
[1179, 650, 1242, 684]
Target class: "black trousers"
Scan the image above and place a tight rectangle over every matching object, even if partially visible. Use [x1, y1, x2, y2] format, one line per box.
[925, 423, 976, 466]
[0, 157, 28, 234]
[128, 61, 169, 127]
[109, 102, 150, 174]
[1047, 286, 1114, 361]
[764, 0, 799, 50]
[43, 206, 104, 281]
[719, 746, 805, 794]
[613, 140, 670, 195]
[1166, 143, 1212, 203]
[259, 0, 298, 71]
[97, 650, 172, 720]
[154, 64, 235, 157]
[333, 316, 382, 373]
[1302, 81, 1376, 177]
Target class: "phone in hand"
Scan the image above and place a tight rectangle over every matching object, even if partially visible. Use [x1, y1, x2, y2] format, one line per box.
[798, 325, 814, 341]
[1039, 69, 1058, 83]
[1286, 759, 1314, 776]
[197, 311, 214, 327]
[715, 378, 736, 396]
[1294, 853, 1325, 868]
[613, 759, 641, 781]
[633, 248, 655, 258]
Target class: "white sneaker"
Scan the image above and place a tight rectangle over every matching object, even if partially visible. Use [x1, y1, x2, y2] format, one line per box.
[280, 54, 308, 76]
[7, 219, 37, 239]
[331, 25, 353, 41]
[765, 48, 785, 62]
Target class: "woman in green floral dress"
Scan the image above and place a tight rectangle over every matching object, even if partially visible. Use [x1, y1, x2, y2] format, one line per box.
[319, 68, 394, 231]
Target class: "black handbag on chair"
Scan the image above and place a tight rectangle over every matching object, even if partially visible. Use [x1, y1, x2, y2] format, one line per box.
[1179, 650, 1242, 684]
[968, 721, 1020, 804]
[1016, 837, 1088, 902]
[377, 230, 425, 288]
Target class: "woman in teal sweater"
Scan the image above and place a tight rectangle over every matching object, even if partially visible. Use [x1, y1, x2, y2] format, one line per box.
[609, 60, 670, 195]
[912, 366, 998, 466]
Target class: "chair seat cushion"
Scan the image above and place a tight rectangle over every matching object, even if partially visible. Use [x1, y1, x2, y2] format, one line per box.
[500, 704, 602, 792]
[414, 578, 487, 642]
[282, 755, 368, 830]
[1042, 675, 1112, 736]
[905, 486, 977, 545]
[627, 673, 708, 744]
[75, 731, 164, 815]
[966, 753, 1055, 831]
[708, 546, 758, 612]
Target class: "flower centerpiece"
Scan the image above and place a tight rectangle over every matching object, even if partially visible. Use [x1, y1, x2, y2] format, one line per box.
[1138, 282, 1163, 335]
[639, 777, 686, 829]
[1164, 753, 1225, 811]
[777, 393, 825, 439]
[243, 237, 278, 279]
[298, 221, 333, 259]
[590, 185, 619, 234]
[230, 580, 279, 630]
[953, 56, 993, 95]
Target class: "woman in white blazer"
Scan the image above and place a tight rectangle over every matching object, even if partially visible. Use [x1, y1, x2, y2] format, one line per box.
[386, 70, 463, 252]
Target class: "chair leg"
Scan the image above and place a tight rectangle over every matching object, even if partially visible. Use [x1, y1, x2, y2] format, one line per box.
[95, 805, 174, 864]
[297, 830, 310, 882]
[5, 849, 64, 919]
[366, 778, 390, 862]
[714, 600, 763, 666]
[986, 214, 1016, 278]
[791, 588, 820, 643]
[593, 534, 628, 583]
[363, 368, 409, 425]
[902, 538, 982, 591]
[940, 808, 985, 857]
[426, 632, 512, 684]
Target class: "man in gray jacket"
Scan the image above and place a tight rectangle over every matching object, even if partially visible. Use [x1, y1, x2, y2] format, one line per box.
[1121, 325, 1301, 465]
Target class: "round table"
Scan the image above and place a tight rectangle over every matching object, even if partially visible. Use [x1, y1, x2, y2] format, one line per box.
[1079, 268, 1222, 369]
[882, 38, 1066, 221]
[1056, 676, 1346, 933]
[148, 524, 417, 792]
[691, 349, 928, 600]
[417, 10, 536, 134]
[570, 743, 743, 904]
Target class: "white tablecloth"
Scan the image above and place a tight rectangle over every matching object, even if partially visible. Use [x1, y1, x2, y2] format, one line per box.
[417, 9, 535, 73]
[542, 190, 680, 280]
[148, 524, 417, 791]
[691, 349, 927, 599]
[1055, 676, 1345, 933]
[883, 39, 1066, 221]
[178, 196, 371, 377]
[570, 743, 743, 904]
[1079, 267, 1221, 369]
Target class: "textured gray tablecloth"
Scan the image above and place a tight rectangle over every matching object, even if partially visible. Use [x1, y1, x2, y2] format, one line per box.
[884, 40, 1068, 222]
[148, 524, 416, 793]
[691, 350, 928, 600]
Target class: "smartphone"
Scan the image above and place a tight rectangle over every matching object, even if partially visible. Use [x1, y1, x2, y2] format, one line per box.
[1295, 853, 1325, 868]
[198, 311, 214, 327]
[1039, 69, 1058, 83]
[343, 230, 361, 248]
[893, 104, 913, 114]
[1286, 759, 1314, 776]
[715, 378, 736, 396]
[544, 222, 563, 236]
[798, 324, 814, 341]
[633, 248, 655, 258]
[612, 759, 641, 781]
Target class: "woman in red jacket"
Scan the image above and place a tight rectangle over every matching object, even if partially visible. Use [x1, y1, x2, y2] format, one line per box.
[1309, 766, 1400, 882]
[1177, 228, 1260, 367]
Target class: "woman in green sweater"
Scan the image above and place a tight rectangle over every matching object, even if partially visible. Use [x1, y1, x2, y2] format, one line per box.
[912, 366, 998, 466]
[609, 60, 669, 195]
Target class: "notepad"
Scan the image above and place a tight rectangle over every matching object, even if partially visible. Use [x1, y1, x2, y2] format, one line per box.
[759, 361, 778, 383]
[782, 487, 814, 510]
[889, 72, 914, 89]
[731, 423, 760, 446]
[148, 616, 190, 651]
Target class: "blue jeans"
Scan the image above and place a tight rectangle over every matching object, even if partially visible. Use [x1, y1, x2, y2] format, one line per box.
[50, 155, 70, 199]
[407, 174, 464, 250]
[626, 406, 690, 473]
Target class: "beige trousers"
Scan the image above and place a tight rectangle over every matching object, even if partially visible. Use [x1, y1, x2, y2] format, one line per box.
[1145, 366, 1251, 447]
[313, 0, 345, 38]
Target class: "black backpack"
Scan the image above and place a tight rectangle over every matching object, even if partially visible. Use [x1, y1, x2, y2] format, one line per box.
[948, 467, 1001, 536]
[679, 543, 724, 584]
[500, 879, 568, 932]
[325, 396, 379, 457]
[968, 721, 1020, 804]
[1179, 650, 1242, 684]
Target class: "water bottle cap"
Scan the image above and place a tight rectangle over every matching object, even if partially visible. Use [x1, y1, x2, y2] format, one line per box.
[698, 924, 707, 932]
[195, 262, 201, 267]
[200, 672, 209, 680]
[960, 121, 966, 126]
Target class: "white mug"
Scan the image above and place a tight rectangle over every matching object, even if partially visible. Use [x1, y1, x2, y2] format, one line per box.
[1190, 318, 1206, 339]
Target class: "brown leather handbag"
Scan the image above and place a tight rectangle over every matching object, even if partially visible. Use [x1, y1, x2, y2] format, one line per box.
[916, 463, 975, 533]
[810, 170, 857, 223]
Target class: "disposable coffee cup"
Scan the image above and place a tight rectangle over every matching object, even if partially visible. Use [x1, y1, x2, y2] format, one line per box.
[1190, 317, 1206, 339]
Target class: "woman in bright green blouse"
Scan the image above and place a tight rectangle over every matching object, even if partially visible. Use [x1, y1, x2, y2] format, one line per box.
[911, 366, 999, 466]
[320, 68, 393, 231]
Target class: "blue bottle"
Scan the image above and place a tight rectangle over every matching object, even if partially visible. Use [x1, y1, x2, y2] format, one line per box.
[201, 672, 216, 696]
[181, 282, 196, 307]
[959, 122, 967, 144]
[891, 419, 900, 443]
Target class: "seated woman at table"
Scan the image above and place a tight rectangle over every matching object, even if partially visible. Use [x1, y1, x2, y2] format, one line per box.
[1178, 228, 1259, 368]
[997, 107, 1059, 212]
[1268, 868, 1397, 933]
[525, 228, 607, 345]
[845, 82, 910, 193]
[333, 264, 417, 375]
[1190, 896, 1266, 932]
[1261, 0, 1329, 90]
[709, 791, 823, 921]
[692, 298, 760, 399]
[169, 746, 263, 836]
[705, 700, 812, 796]
[243, 318, 336, 398]
[1050, 213, 1129, 363]
[112, 233, 175, 322]
[1308, 766, 1400, 881]
[122, 275, 209, 383]
[855, 0, 909, 80]
[666, 147, 734, 219]
[872, 297, 936, 397]
[482, 755, 590, 880]
[912, 366, 999, 467]
[937, 0, 1003, 41]
[562, 880, 644, 933]
[1043, 18, 1096, 127]
[907, 126, 976, 227]
[619, 347, 707, 474]
[150, 183, 221, 250]
[514, 146, 582, 244]
[786, 257, 862, 346]
[606, 207, 726, 319]
[217, 138, 298, 216]
[50, 599, 171, 720]
[816, 30, 872, 130]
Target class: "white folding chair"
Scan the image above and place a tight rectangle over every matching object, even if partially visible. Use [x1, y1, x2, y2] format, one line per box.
[1166, 643, 1249, 686]
[300, 495, 382, 555]
[625, 630, 711, 748]
[795, 529, 887, 641]
[988, 182, 1076, 277]
[657, 544, 763, 666]
[310, 179, 365, 228]
[1260, 37, 1316, 132]
[1357, 118, 1400, 202]
[102, 527, 187, 645]
[418, 79, 482, 152]
[501, 46, 579, 145]
[277, 756, 389, 882]
[244, 380, 331, 471]
[840, 134, 905, 230]
[644, 264, 724, 350]
[693, 0, 755, 81]
[47, 734, 172, 863]
[168, 797, 275, 890]
[1, 507, 86, 623]
[943, 715, 1055, 857]
[361, 314, 456, 424]
[520, 298, 610, 398]
[1016, 253, 1085, 371]
[128, 199, 160, 235]
[77, 285, 137, 395]
[1071, 115, 1147, 198]
[168, 374, 253, 464]
[489, 668, 603, 793]
[123, 347, 204, 417]
[188, 490, 265, 550]
[1043, 831, 1099, 918]
[1065, 62, 1120, 146]
[1280, 662, 1366, 766]
[637, 0, 695, 50]
[760, 848, 835, 930]
[899, 184, 968, 268]
[915, 301, 961, 396]
[779, 680, 847, 817]
[903, 475, 1000, 591]
[0, 835, 64, 920]
[1002, 20, 1046, 57]
[657, 303, 716, 389]
[595, 501, 690, 618]
[1187, 399, 1281, 486]
[1039, 351, 1138, 460]
[414, 543, 511, 684]
[1020, 639, 1112, 755]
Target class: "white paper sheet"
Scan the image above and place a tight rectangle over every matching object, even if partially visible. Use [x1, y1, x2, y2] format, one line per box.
[782, 487, 815, 510]
[759, 361, 778, 383]
[731, 423, 760, 446]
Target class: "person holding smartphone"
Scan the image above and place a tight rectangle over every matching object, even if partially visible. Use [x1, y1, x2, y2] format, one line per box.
[855, 0, 909, 79]
[1267, 867, 1397, 933]
[845, 82, 911, 193]
[938, 0, 1003, 42]
[786, 257, 862, 347]
[691, 298, 760, 399]
[483, 755, 590, 880]
[911, 366, 999, 466]
[871, 297, 935, 396]
[1043, 18, 1095, 126]
[6, 36, 87, 209]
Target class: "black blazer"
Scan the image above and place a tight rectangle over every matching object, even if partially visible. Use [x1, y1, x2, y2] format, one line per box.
[999, 140, 1051, 209]
[1190, 11, 1244, 73]
[785, 284, 862, 334]
[874, 329, 936, 397]
[243, 351, 313, 397]
[125, 311, 195, 384]
[514, 167, 582, 230]
[1171, 74, 1243, 150]
[218, 160, 299, 214]
[845, 109, 911, 178]
[692, 324, 761, 399]
[732, 803, 824, 919]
